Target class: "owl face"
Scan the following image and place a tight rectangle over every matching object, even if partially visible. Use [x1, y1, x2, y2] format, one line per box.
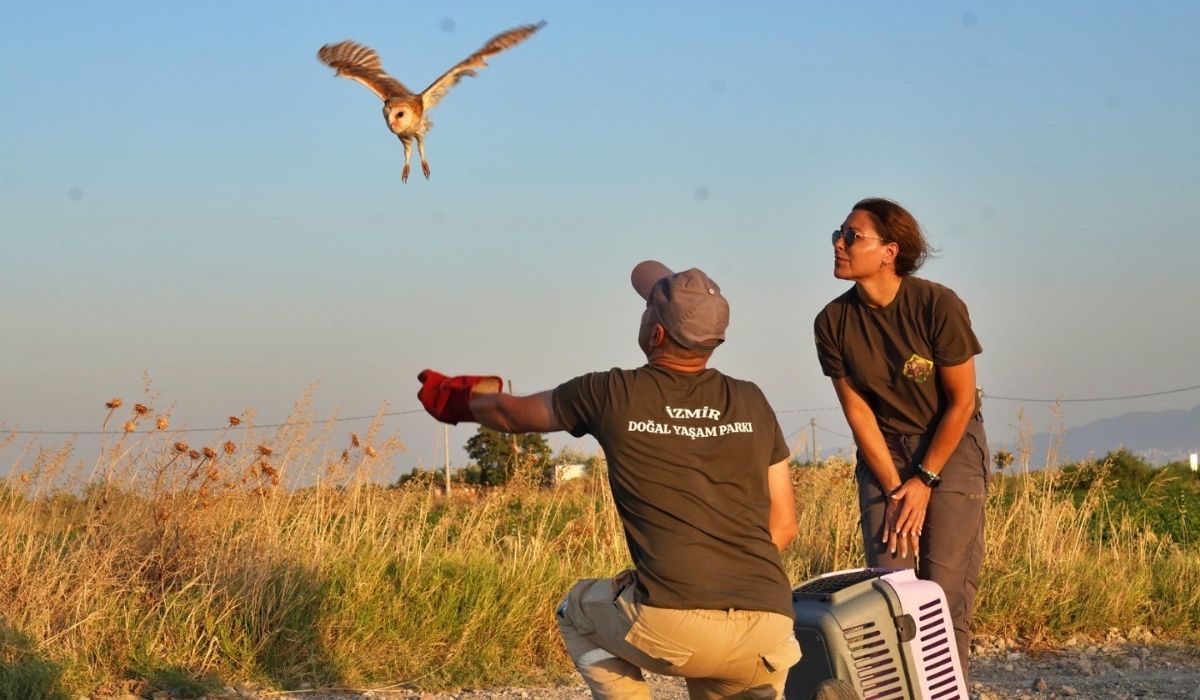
[383, 100, 418, 133]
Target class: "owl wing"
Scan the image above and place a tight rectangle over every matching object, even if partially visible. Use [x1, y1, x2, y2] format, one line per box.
[420, 21, 545, 110]
[318, 41, 413, 101]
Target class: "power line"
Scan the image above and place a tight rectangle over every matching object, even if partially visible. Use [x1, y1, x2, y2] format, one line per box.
[5, 379, 1197, 437]
[784, 421, 851, 441]
[783, 426, 807, 441]
[982, 383, 1200, 404]
[813, 422, 852, 440]
[12, 409, 849, 439]
[6, 409, 428, 436]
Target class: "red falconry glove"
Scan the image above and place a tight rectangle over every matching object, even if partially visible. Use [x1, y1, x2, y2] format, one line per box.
[416, 369, 503, 425]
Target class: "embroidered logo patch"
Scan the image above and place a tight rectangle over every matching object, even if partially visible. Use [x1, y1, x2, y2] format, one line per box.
[903, 353, 935, 384]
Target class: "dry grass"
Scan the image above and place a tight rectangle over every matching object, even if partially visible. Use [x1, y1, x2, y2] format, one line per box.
[2, 400, 1198, 697]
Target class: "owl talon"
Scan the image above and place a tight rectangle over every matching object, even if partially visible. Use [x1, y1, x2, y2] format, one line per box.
[402, 165, 411, 183]
[422, 161, 431, 179]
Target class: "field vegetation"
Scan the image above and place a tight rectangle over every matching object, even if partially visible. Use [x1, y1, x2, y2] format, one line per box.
[2, 400, 1198, 698]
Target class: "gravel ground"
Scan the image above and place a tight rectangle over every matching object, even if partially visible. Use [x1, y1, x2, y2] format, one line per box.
[965, 636, 1200, 700]
[193, 633, 1199, 700]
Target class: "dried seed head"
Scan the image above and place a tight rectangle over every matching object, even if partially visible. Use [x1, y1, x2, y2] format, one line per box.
[134, 403, 149, 416]
[228, 416, 242, 427]
[203, 446, 217, 459]
[223, 441, 237, 455]
[350, 433, 361, 447]
[156, 417, 169, 430]
[207, 468, 219, 481]
[19, 473, 30, 484]
[340, 449, 349, 463]
[364, 446, 377, 458]
[257, 445, 272, 457]
[189, 450, 200, 460]
[260, 463, 277, 478]
[106, 398, 123, 409]
[124, 421, 137, 433]
[174, 442, 189, 453]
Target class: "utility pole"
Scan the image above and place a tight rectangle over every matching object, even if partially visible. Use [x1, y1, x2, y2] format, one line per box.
[508, 379, 519, 455]
[810, 418, 818, 465]
[443, 423, 451, 496]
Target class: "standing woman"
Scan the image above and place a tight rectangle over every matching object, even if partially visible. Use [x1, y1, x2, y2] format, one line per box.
[813, 197, 988, 674]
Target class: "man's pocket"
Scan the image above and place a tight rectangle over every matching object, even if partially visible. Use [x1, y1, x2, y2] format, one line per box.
[623, 615, 695, 669]
[759, 634, 802, 674]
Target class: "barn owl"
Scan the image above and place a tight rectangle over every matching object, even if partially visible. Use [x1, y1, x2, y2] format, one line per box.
[318, 22, 545, 182]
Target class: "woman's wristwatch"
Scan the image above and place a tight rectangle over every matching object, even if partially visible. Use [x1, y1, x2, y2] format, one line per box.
[915, 463, 942, 487]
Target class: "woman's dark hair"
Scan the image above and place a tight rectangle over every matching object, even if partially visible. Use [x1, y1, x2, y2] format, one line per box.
[852, 197, 934, 276]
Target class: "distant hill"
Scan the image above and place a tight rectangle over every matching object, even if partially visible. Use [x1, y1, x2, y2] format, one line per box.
[1028, 404, 1200, 465]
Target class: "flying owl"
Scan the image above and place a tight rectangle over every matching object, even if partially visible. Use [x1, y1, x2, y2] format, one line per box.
[317, 22, 545, 182]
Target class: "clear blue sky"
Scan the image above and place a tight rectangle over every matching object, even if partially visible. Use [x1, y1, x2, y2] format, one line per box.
[4, 1, 1199, 480]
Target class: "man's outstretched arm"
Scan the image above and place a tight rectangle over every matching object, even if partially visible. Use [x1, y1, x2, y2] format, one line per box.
[417, 369, 562, 433]
[470, 390, 563, 434]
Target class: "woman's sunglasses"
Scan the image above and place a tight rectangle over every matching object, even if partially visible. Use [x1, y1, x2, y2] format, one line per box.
[832, 228, 885, 247]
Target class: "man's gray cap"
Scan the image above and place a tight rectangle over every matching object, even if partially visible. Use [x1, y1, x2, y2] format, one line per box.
[631, 260, 729, 350]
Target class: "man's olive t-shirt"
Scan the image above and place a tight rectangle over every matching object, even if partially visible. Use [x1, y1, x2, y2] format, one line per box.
[814, 276, 982, 436]
[552, 365, 793, 618]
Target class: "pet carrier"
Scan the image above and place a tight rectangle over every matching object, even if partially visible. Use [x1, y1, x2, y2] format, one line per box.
[784, 568, 967, 700]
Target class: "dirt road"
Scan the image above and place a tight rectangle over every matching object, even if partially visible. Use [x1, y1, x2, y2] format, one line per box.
[242, 638, 1198, 700]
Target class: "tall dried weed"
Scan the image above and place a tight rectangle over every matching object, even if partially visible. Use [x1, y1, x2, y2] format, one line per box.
[1, 399, 1196, 696]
